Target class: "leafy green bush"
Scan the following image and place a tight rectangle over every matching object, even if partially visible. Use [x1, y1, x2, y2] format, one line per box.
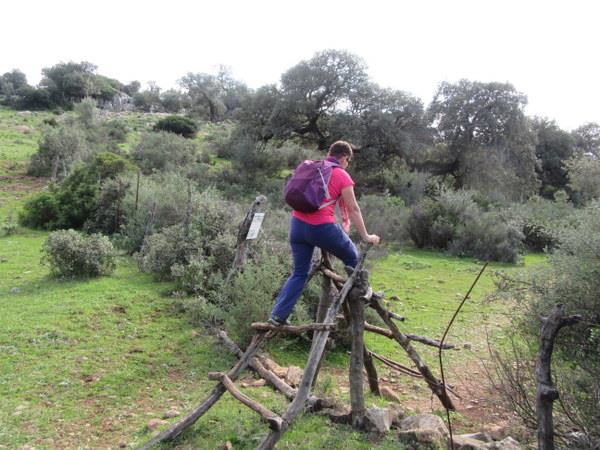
[448, 212, 523, 262]
[27, 125, 89, 178]
[153, 115, 198, 138]
[131, 131, 198, 173]
[359, 194, 410, 244]
[43, 229, 116, 277]
[21, 152, 133, 230]
[19, 192, 61, 229]
[407, 190, 522, 262]
[137, 224, 191, 280]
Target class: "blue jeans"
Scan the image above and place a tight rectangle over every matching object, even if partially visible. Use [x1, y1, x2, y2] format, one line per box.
[271, 217, 359, 321]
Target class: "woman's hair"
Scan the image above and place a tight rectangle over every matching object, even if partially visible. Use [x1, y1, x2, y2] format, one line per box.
[328, 140, 353, 160]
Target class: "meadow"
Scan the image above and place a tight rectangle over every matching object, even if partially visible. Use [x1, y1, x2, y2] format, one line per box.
[0, 108, 540, 449]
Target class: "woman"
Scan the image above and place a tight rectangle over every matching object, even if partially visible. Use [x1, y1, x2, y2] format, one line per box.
[269, 140, 380, 325]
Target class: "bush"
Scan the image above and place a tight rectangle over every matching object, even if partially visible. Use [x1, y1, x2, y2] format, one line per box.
[19, 191, 61, 229]
[358, 194, 410, 244]
[21, 152, 133, 231]
[153, 115, 198, 138]
[131, 132, 198, 173]
[503, 196, 574, 251]
[43, 229, 116, 277]
[28, 125, 89, 178]
[448, 212, 523, 262]
[407, 189, 523, 262]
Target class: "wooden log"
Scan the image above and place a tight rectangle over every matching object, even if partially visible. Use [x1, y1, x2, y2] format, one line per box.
[369, 351, 423, 378]
[257, 245, 372, 450]
[371, 297, 457, 411]
[536, 304, 582, 450]
[215, 330, 326, 410]
[348, 291, 366, 428]
[321, 267, 346, 284]
[364, 322, 454, 349]
[140, 332, 270, 449]
[251, 322, 336, 333]
[208, 372, 283, 431]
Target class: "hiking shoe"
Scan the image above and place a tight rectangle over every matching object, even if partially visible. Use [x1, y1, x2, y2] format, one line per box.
[268, 316, 291, 326]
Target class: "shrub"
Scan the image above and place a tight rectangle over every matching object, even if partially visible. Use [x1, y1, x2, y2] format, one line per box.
[102, 119, 128, 142]
[153, 115, 198, 138]
[137, 225, 191, 280]
[358, 194, 410, 244]
[28, 125, 89, 179]
[43, 229, 116, 277]
[407, 189, 523, 262]
[19, 191, 61, 229]
[21, 152, 133, 231]
[448, 212, 523, 263]
[131, 131, 198, 173]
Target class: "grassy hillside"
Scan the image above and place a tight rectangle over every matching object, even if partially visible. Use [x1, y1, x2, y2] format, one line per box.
[0, 108, 538, 449]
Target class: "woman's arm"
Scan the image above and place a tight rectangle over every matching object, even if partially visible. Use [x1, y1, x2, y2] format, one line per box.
[341, 186, 380, 245]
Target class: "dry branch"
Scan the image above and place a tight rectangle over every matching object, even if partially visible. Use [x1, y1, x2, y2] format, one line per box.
[364, 322, 455, 349]
[215, 330, 325, 409]
[208, 372, 283, 431]
[371, 297, 456, 411]
[251, 322, 336, 333]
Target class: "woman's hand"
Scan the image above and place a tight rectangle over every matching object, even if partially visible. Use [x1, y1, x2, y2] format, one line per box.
[365, 234, 381, 245]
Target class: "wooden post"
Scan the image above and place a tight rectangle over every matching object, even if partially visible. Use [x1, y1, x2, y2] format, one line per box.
[228, 195, 267, 281]
[536, 304, 582, 450]
[257, 245, 372, 450]
[348, 290, 366, 428]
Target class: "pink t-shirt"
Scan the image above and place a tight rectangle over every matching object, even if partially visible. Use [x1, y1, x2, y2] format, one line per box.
[292, 167, 355, 225]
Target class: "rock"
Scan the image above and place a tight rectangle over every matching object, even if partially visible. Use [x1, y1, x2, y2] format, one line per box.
[398, 414, 449, 450]
[163, 409, 180, 419]
[10, 287, 20, 294]
[390, 295, 401, 301]
[147, 418, 168, 430]
[459, 432, 493, 443]
[452, 435, 490, 450]
[15, 125, 30, 134]
[489, 437, 521, 450]
[320, 405, 351, 424]
[285, 365, 303, 387]
[364, 407, 394, 433]
[219, 441, 233, 450]
[380, 386, 401, 403]
[119, 442, 127, 448]
[463, 343, 472, 350]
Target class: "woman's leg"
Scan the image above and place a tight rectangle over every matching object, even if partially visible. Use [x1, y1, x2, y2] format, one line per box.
[311, 223, 359, 268]
[271, 219, 314, 321]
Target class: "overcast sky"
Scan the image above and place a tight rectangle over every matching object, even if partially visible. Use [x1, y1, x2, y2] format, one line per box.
[2, 0, 598, 130]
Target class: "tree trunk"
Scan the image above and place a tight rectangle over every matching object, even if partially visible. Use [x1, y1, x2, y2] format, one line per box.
[536, 304, 582, 450]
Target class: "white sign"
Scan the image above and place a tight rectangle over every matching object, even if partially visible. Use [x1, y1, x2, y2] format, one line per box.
[246, 213, 265, 240]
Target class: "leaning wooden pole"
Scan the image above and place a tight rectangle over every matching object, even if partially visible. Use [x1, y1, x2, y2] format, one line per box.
[536, 304, 582, 450]
[140, 332, 270, 449]
[371, 297, 457, 411]
[257, 245, 372, 450]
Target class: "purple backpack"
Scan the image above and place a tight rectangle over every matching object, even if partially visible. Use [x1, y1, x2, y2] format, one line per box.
[284, 159, 340, 212]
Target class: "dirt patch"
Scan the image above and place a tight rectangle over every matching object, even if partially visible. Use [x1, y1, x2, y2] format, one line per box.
[0, 175, 48, 194]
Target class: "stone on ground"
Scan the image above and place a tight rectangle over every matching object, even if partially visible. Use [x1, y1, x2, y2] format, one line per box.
[398, 413, 449, 450]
